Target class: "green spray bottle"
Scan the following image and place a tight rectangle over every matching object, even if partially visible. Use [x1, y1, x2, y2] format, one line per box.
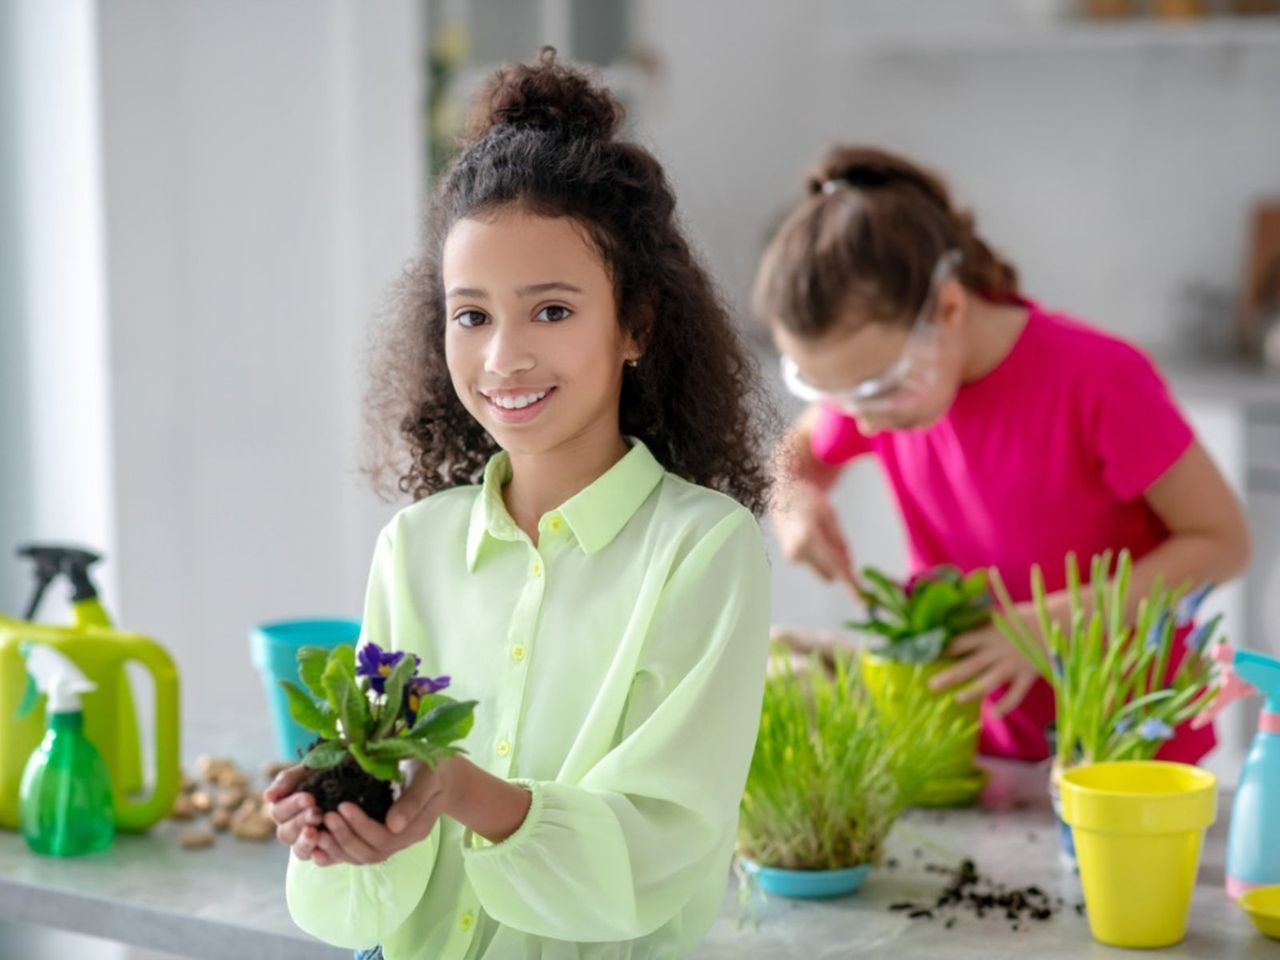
[18, 643, 115, 856]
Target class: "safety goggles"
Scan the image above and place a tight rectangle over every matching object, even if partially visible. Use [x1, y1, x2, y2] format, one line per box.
[780, 249, 962, 417]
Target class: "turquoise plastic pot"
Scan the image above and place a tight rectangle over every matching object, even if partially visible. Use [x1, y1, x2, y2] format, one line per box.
[739, 858, 871, 899]
[249, 618, 360, 761]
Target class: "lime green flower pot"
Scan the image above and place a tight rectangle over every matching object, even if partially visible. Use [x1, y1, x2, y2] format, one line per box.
[859, 651, 985, 806]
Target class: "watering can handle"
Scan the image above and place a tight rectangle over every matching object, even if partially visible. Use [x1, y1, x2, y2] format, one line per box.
[112, 637, 181, 831]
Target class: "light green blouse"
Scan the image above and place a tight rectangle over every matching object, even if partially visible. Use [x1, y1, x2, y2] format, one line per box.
[286, 440, 771, 959]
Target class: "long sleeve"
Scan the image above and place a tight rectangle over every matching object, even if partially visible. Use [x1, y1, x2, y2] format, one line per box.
[286, 828, 439, 949]
[460, 508, 771, 942]
[285, 525, 441, 949]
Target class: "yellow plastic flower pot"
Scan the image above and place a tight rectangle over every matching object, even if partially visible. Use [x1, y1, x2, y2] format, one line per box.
[1060, 761, 1217, 948]
[1239, 885, 1280, 940]
[859, 652, 984, 806]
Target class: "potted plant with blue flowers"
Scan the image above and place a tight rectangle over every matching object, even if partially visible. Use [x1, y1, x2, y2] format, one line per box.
[280, 643, 476, 823]
[990, 549, 1223, 860]
[847, 565, 994, 805]
[736, 651, 976, 899]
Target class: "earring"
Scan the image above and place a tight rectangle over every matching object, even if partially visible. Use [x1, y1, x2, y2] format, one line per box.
[626, 358, 639, 368]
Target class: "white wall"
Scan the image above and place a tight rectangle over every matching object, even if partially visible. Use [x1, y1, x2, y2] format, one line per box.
[96, 0, 423, 732]
[1, 0, 114, 615]
[632, 1, 1280, 353]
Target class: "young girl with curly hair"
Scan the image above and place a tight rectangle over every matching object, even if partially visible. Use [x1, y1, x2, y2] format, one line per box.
[264, 49, 773, 960]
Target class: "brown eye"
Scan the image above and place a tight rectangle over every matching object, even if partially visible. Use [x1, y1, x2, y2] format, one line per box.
[535, 304, 572, 323]
[455, 310, 488, 328]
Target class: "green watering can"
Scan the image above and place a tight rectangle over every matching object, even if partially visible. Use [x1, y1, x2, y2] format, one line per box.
[0, 545, 180, 831]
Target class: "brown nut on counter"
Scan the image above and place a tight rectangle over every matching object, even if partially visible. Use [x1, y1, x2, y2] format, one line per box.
[190, 790, 214, 813]
[170, 795, 198, 820]
[217, 768, 250, 790]
[197, 755, 237, 781]
[232, 813, 275, 841]
[179, 830, 215, 850]
[219, 787, 248, 810]
[210, 808, 232, 832]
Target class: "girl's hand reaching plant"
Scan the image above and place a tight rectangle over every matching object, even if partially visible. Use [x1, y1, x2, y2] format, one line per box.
[771, 482, 862, 597]
[928, 613, 1044, 716]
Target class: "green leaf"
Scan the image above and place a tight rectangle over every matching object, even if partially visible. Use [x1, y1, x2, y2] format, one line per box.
[300, 739, 348, 770]
[409, 699, 477, 745]
[367, 738, 455, 768]
[329, 644, 357, 680]
[862, 568, 908, 617]
[280, 680, 338, 738]
[297, 646, 331, 701]
[909, 581, 961, 633]
[961, 569, 988, 600]
[348, 742, 401, 782]
[375, 653, 418, 739]
[875, 628, 946, 664]
[325, 660, 371, 748]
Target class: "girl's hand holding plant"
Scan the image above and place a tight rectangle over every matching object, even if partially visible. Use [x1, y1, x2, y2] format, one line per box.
[311, 756, 459, 866]
[262, 642, 478, 866]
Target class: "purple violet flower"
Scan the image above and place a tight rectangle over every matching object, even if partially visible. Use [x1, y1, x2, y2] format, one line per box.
[356, 642, 420, 694]
[1114, 715, 1135, 735]
[405, 674, 451, 720]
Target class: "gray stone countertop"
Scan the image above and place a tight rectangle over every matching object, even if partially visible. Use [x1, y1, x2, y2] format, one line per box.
[0, 751, 1275, 959]
[696, 760, 1276, 959]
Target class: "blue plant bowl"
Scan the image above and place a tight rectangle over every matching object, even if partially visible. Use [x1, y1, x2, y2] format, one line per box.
[739, 858, 871, 899]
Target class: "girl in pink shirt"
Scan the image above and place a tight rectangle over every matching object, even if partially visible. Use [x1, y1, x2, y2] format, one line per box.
[755, 145, 1251, 763]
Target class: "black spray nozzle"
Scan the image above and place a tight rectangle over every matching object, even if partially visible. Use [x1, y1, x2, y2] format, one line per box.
[16, 544, 103, 620]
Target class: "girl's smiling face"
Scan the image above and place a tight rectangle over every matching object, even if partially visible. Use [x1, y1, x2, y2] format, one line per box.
[443, 208, 640, 456]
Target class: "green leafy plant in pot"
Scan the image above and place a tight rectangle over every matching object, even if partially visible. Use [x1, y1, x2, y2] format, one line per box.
[846, 565, 993, 805]
[989, 549, 1223, 859]
[281, 642, 477, 823]
[737, 651, 977, 899]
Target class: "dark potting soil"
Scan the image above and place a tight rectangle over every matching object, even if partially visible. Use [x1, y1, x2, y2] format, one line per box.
[888, 859, 1083, 931]
[298, 757, 394, 824]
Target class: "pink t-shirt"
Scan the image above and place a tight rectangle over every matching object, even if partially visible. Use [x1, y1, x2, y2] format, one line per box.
[812, 302, 1214, 763]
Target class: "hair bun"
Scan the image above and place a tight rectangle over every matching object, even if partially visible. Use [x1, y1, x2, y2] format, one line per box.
[806, 146, 951, 212]
[464, 47, 624, 145]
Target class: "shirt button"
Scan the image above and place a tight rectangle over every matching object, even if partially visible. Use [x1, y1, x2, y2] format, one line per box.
[496, 738, 511, 758]
[531, 559, 543, 577]
[511, 643, 526, 662]
[459, 911, 475, 931]
[547, 516, 565, 533]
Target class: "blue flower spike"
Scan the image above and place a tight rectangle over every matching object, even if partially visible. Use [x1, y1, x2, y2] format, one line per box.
[1145, 610, 1170, 653]
[1175, 582, 1215, 629]
[1137, 718, 1175, 742]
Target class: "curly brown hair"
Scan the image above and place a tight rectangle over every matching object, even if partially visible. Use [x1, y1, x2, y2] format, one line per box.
[753, 145, 1019, 339]
[365, 48, 773, 514]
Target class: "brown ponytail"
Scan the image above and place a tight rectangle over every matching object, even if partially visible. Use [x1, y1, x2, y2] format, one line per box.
[754, 145, 1018, 339]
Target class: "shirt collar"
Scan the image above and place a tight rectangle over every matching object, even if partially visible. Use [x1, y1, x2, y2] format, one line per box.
[465, 438, 664, 571]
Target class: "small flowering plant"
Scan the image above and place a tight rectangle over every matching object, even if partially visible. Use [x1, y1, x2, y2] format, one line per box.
[990, 549, 1222, 769]
[280, 642, 477, 821]
[846, 565, 993, 664]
